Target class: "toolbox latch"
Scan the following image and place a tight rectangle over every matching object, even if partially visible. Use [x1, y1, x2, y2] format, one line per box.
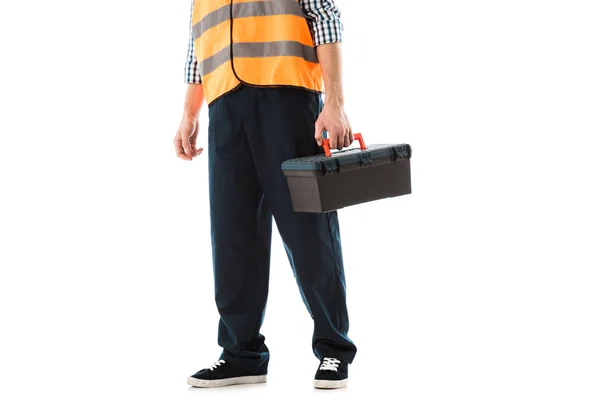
[359, 152, 373, 167]
[392, 145, 411, 162]
[321, 158, 340, 174]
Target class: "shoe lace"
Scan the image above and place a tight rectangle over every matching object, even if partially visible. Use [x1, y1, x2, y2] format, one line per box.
[320, 357, 340, 372]
[207, 360, 225, 371]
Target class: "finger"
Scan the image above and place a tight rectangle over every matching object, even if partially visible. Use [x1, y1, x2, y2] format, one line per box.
[348, 126, 354, 146]
[174, 135, 179, 154]
[190, 123, 202, 157]
[326, 133, 334, 149]
[333, 131, 344, 150]
[343, 133, 350, 148]
[174, 135, 191, 160]
[176, 144, 192, 160]
[315, 120, 325, 145]
[182, 127, 193, 157]
[328, 135, 336, 151]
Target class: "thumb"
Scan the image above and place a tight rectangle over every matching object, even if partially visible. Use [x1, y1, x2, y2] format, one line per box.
[315, 120, 325, 146]
[191, 122, 203, 157]
[182, 135, 191, 157]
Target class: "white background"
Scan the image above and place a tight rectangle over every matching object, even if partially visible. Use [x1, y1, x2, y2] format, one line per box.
[1, 0, 599, 399]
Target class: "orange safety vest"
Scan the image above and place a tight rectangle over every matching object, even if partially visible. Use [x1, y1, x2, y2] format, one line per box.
[191, 0, 325, 104]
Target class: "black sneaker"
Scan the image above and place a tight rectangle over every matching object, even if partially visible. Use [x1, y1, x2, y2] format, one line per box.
[314, 357, 348, 389]
[187, 360, 267, 388]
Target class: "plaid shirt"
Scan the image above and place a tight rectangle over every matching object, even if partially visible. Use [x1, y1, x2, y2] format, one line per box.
[184, 0, 344, 84]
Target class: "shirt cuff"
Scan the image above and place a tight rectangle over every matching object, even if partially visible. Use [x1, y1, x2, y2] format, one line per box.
[185, 77, 202, 84]
[184, 63, 202, 84]
[311, 18, 344, 47]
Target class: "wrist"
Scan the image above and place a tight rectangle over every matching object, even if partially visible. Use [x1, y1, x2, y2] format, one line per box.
[325, 95, 344, 108]
[183, 109, 199, 122]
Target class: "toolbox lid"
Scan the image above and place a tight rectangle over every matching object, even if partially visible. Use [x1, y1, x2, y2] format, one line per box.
[281, 143, 412, 171]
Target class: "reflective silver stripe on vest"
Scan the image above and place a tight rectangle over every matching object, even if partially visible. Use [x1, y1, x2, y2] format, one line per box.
[193, 0, 304, 40]
[236, 41, 318, 62]
[192, 5, 229, 39]
[200, 41, 318, 76]
[199, 46, 231, 76]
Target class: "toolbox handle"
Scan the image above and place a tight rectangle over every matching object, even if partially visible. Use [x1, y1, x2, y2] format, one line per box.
[322, 133, 367, 157]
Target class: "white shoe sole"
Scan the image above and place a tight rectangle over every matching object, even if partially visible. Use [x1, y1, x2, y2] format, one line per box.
[314, 379, 348, 389]
[187, 375, 266, 388]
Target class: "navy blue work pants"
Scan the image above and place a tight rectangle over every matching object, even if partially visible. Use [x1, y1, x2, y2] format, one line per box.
[207, 85, 357, 375]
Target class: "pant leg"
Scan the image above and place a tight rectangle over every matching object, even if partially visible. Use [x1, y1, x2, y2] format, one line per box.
[207, 89, 272, 374]
[243, 86, 357, 364]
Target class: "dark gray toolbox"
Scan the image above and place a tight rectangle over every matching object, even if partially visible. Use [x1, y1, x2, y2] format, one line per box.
[281, 134, 412, 213]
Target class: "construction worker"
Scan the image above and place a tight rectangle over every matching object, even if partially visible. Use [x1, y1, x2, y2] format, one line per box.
[175, 0, 357, 389]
